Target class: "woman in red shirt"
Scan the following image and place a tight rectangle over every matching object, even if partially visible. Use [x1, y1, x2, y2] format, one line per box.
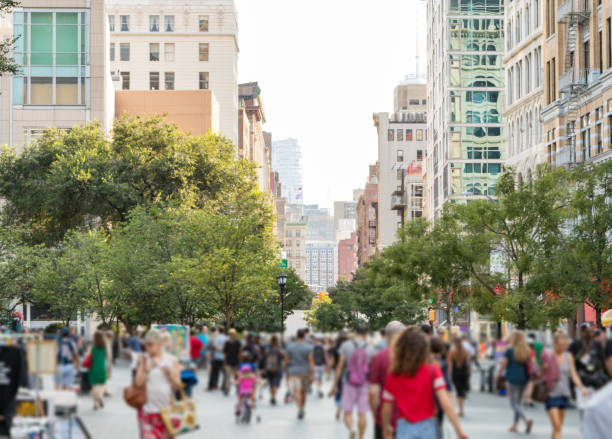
[381, 327, 468, 439]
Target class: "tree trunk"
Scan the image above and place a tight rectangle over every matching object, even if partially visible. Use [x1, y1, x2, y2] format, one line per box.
[225, 308, 232, 330]
[596, 305, 602, 329]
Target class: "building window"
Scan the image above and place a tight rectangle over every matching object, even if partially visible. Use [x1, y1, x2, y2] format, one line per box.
[164, 15, 174, 32]
[164, 72, 174, 90]
[417, 150, 423, 161]
[416, 129, 424, 141]
[120, 71, 130, 90]
[120, 43, 130, 61]
[164, 43, 175, 62]
[149, 15, 159, 32]
[110, 42, 115, 61]
[406, 129, 413, 141]
[199, 16, 209, 32]
[397, 129, 404, 141]
[12, 11, 88, 106]
[397, 150, 404, 162]
[388, 129, 394, 141]
[199, 72, 209, 89]
[149, 43, 160, 61]
[120, 15, 129, 32]
[108, 15, 115, 32]
[199, 43, 209, 61]
[149, 72, 160, 90]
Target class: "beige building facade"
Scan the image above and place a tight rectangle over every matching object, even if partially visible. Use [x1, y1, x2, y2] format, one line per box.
[107, 0, 238, 144]
[115, 89, 219, 135]
[1, 0, 112, 148]
[542, 0, 612, 167]
[505, 0, 546, 178]
[284, 222, 307, 281]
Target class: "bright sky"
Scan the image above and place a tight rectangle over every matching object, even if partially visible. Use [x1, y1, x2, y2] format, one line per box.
[236, 0, 426, 209]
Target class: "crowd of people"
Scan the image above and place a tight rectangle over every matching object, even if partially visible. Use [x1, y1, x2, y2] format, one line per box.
[6, 319, 610, 439]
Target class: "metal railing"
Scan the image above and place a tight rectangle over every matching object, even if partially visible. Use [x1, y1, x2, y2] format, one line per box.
[559, 68, 589, 93]
[558, 0, 590, 24]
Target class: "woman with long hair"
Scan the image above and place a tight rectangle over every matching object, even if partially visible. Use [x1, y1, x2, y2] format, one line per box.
[496, 331, 534, 434]
[134, 330, 182, 439]
[448, 337, 470, 417]
[541, 331, 587, 439]
[381, 327, 467, 439]
[87, 330, 111, 410]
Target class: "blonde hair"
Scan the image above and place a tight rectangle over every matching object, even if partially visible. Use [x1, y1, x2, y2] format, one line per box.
[553, 330, 568, 344]
[510, 330, 530, 364]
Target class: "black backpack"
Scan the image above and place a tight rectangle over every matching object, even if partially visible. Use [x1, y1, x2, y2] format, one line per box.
[265, 348, 281, 373]
[313, 345, 326, 366]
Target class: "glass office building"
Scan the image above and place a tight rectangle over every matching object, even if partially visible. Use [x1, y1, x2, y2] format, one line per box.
[427, 0, 505, 217]
[13, 10, 89, 106]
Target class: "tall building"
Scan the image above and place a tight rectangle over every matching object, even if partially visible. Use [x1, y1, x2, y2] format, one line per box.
[285, 222, 307, 281]
[504, 0, 545, 178]
[394, 75, 428, 111]
[374, 107, 426, 249]
[306, 240, 337, 291]
[356, 164, 378, 267]
[238, 82, 271, 192]
[426, 0, 506, 220]
[333, 200, 357, 236]
[272, 138, 304, 204]
[338, 232, 357, 282]
[304, 204, 334, 241]
[542, 0, 612, 168]
[3, 0, 112, 147]
[107, 0, 238, 144]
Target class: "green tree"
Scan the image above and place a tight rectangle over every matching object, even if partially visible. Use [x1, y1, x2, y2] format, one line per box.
[453, 168, 571, 329]
[0, 116, 248, 244]
[0, 1, 20, 75]
[234, 268, 312, 331]
[556, 161, 612, 328]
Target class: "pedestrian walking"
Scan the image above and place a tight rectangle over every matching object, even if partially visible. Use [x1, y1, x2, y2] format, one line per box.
[87, 330, 111, 410]
[134, 329, 182, 439]
[331, 325, 372, 439]
[196, 326, 210, 370]
[496, 330, 534, 434]
[368, 321, 405, 439]
[208, 327, 228, 391]
[541, 330, 588, 439]
[223, 329, 242, 395]
[56, 327, 79, 390]
[264, 335, 284, 405]
[448, 337, 470, 417]
[431, 336, 452, 438]
[381, 327, 467, 439]
[284, 329, 314, 420]
[129, 328, 144, 379]
[313, 334, 327, 398]
[329, 333, 348, 420]
[189, 329, 204, 365]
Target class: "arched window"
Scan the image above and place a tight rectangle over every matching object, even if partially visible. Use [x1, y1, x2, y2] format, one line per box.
[525, 6, 530, 36]
[527, 111, 533, 148]
[525, 55, 531, 93]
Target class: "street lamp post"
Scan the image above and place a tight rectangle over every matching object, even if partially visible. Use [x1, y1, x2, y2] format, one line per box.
[277, 273, 288, 346]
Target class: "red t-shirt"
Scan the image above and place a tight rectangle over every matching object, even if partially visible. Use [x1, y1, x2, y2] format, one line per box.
[369, 348, 400, 428]
[382, 363, 446, 424]
[189, 336, 204, 360]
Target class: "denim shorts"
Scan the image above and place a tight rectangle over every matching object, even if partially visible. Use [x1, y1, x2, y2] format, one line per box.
[396, 417, 437, 439]
[55, 364, 76, 388]
[546, 396, 569, 410]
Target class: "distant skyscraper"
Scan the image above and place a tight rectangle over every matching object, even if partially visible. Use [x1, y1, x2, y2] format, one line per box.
[272, 138, 304, 204]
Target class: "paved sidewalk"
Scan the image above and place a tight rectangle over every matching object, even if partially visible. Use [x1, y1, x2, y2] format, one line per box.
[78, 362, 581, 439]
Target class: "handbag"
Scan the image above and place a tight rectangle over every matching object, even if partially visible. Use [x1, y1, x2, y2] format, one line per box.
[82, 353, 92, 369]
[123, 383, 147, 409]
[160, 389, 199, 436]
[532, 379, 549, 402]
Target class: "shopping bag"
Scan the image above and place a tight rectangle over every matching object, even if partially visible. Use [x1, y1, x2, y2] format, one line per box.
[82, 353, 92, 369]
[160, 391, 199, 436]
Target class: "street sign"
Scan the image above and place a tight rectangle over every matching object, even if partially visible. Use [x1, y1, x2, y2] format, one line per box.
[280, 259, 288, 269]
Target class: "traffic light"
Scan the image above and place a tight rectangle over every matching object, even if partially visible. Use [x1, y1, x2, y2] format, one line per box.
[428, 308, 436, 323]
[428, 298, 434, 304]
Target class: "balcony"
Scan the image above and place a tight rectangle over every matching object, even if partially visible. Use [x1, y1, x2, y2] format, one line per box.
[558, 0, 590, 24]
[559, 68, 588, 93]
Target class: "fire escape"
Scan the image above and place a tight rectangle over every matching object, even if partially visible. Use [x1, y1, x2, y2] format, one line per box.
[557, 0, 590, 167]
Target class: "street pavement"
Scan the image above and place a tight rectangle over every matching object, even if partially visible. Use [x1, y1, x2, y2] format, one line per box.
[78, 360, 581, 439]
